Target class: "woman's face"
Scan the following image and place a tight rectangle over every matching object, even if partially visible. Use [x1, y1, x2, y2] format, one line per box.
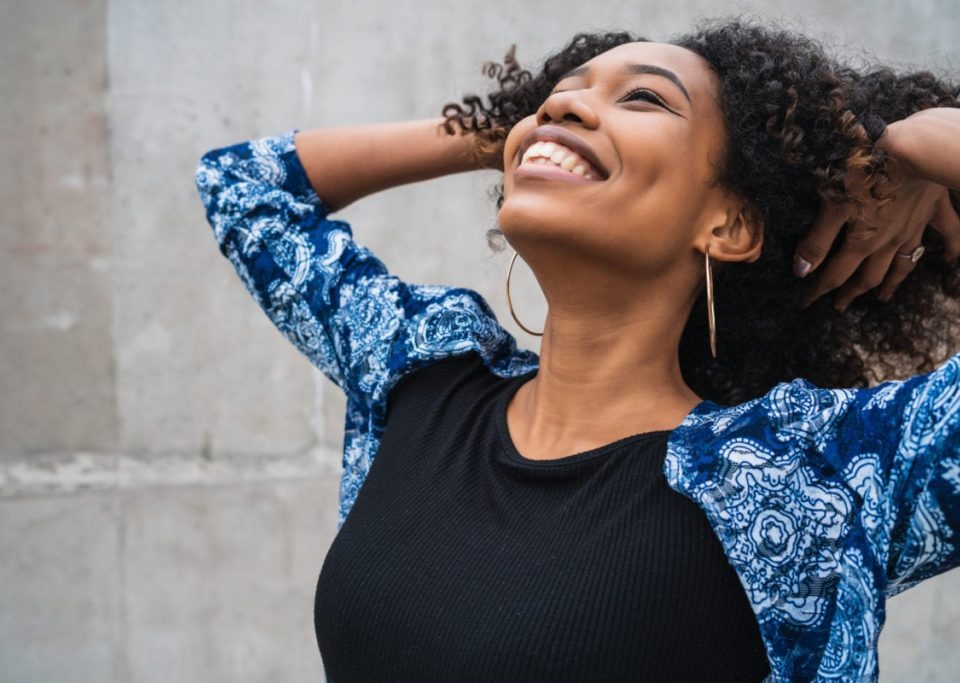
[499, 41, 743, 282]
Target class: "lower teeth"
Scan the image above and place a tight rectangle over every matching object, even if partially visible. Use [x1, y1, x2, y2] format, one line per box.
[524, 158, 595, 179]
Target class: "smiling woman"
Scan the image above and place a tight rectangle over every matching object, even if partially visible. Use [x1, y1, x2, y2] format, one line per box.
[441, 22, 960, 406]
[195, 15, 960, 683]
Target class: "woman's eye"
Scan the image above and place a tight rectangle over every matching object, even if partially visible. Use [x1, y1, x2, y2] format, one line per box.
[622, 88, 666, 107]
[546, 87, 669, 108]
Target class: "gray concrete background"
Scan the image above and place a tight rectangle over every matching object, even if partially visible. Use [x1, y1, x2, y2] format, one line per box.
[2, 0, 958, 680]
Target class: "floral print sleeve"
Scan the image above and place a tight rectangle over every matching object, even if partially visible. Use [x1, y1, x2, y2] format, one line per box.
[193, 130, 535, 406]
[664, 354, 960, 681]
[831, 352, 960, 598]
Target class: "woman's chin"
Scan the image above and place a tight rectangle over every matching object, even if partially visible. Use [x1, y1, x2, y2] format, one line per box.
[499, 199, 603, 243]
[496, 204, 563, 243]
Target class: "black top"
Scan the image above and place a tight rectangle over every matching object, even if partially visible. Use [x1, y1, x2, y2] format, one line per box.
[314, 352, 771, 682]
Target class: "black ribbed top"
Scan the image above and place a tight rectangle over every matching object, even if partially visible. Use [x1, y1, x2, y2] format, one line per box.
[314, 352, 771, 682]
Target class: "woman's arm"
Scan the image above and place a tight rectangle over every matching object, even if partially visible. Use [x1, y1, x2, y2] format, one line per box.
[883, 107, 960, 191]
[195, 124, 530, 402]
[829, 356, 960, 598]
[293, 118, 485, 213]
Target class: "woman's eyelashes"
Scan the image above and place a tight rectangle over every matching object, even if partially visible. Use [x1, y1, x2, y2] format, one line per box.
[621, 87, 668, 107]
[546, 86, 669, 109]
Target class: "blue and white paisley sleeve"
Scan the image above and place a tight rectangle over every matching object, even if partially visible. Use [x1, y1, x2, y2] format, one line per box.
[194, 130, 390, 397]
[194, 129, 530, 402]
[834, 353, 960, 598]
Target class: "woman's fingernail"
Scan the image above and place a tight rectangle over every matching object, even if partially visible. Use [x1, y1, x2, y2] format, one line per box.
[793, 255, 812, 278]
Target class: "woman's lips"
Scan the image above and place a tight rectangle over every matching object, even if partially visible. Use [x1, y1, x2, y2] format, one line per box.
[516, 124, 610, 180]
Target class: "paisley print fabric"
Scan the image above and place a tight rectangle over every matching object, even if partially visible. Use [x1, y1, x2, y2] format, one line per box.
[666, 366, 960, 681]
[195, 130, 959, 683]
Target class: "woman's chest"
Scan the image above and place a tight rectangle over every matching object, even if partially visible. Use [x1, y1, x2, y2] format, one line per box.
[315, 420, 771, 681]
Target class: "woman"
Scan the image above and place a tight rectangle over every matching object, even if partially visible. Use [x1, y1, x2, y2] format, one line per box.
[194, 19, 960, 683]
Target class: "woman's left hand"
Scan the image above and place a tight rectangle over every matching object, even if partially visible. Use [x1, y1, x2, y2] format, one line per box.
[793, 116, 960, 311]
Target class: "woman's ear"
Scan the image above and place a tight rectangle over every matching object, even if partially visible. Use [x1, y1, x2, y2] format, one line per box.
[705, 206, 764, 263]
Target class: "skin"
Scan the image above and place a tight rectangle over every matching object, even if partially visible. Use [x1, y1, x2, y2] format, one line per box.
[496, 41, 763, 461]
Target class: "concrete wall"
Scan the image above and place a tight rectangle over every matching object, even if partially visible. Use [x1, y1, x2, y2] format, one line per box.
[2, 0, 958, 680]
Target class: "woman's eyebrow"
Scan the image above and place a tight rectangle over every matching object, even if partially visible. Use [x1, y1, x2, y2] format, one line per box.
[558, 62, 692, 104]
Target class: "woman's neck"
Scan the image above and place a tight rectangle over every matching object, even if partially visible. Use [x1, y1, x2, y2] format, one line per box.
[508, 302, 704, 460]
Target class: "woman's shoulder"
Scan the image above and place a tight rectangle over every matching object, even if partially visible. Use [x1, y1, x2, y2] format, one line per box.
[670, 355, 960, 506]
[679, 364, 949, 445]
[354, 282, 540, 404]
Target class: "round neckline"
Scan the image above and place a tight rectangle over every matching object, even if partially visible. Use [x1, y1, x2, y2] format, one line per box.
[495, 368, 695, 468]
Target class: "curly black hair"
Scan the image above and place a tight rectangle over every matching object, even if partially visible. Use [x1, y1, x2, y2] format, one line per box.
[439, 17, 960, 405]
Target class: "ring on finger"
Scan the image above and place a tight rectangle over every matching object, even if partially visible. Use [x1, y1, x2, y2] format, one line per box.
[895, 245, 925, 263]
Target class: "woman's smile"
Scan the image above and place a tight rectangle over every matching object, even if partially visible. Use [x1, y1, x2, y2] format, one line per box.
[520, 140, 602, 178]
[514, 124, 611, 182]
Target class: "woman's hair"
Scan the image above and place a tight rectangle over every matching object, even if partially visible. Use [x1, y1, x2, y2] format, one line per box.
[439, 17, 960, 405]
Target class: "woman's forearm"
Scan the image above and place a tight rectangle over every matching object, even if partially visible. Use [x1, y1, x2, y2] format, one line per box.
[293, 117, 484, 213]
[884, 107, 960, 191]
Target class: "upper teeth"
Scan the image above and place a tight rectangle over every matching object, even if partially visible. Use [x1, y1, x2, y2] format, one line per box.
[521, 141, 599, 179]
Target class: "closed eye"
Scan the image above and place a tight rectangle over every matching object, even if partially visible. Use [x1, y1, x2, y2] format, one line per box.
[622, 87, 668, 107]
[546, 85, 682, 117]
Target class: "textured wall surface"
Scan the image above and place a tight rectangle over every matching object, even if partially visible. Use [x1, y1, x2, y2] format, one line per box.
[2, 0, 959, 680]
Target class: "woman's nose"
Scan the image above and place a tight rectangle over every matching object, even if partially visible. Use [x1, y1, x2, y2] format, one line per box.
[538, 91, 600, 127]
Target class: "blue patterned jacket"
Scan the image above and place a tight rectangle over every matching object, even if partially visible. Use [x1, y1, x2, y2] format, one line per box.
[194, 130, 960, 683]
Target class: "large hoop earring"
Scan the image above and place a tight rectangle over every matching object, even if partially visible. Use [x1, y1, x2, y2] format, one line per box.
[705, 242, 717, 359]
[506, 250, 544, 336]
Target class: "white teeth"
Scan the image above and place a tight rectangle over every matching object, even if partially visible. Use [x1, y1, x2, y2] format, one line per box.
[521, 140, 600, 179]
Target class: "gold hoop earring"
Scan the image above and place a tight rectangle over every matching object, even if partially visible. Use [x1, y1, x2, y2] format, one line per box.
[705, 243, 717, 359]
[506, 250, 544, 336]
